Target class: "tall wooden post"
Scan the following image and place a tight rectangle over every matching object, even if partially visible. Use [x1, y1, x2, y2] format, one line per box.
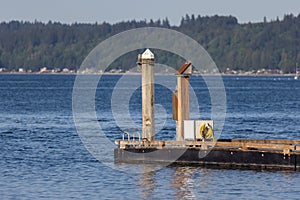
[174, 62, 192, 141]
[176, 76, 190, 141]
[138, 49, 155, 141]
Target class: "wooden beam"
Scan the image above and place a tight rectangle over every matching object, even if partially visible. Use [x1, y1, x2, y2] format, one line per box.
[232, 139, 300, 145]
[176, 76, 190, 141]
[115, 139, 300, 154]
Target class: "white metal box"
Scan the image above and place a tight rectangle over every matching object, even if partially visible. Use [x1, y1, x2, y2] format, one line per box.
[184, 120, 214, 141]
[183, 120, 195, 140]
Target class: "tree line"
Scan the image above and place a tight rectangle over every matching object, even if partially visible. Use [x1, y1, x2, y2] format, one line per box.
[0, 14, 299, 73]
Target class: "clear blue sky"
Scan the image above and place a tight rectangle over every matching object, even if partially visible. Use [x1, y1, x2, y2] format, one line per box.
[0, 0, 299, 25]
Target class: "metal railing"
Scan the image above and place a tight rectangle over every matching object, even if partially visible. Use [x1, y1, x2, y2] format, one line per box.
[122, 131, 130, 141]
[122, 131, 141, 142]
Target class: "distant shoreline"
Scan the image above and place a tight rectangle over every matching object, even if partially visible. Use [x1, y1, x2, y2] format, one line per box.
[0, 72, 298, 77]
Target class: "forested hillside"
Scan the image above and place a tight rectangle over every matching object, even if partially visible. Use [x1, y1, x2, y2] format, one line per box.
[0, 14, 299, 73]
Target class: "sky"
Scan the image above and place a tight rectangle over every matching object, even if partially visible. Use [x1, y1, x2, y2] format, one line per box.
[0, 0, 299, 25]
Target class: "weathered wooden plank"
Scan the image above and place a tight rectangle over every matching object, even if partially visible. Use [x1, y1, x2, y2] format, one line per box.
[172, 91, 178, 120]
[117, 139, 300, 146]
[116, 139, 300, 154]
[117, 140, 296, 149]
[232, 139, 300, 145]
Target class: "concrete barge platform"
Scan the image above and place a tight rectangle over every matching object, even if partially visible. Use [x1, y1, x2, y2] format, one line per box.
[114, 139, 300, 170]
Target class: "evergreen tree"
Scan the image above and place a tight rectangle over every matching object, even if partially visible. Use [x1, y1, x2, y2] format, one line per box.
[0, 14, 299, 73]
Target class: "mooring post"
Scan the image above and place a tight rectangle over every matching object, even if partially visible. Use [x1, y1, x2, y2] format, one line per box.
[175, 62, 192, 141]
[137, 49, 155, 141]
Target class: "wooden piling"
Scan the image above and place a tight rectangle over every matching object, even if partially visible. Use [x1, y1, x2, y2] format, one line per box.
[139, 49, 155, 141]
[176, 76, 190, 141]
[175, 62, 192, 141]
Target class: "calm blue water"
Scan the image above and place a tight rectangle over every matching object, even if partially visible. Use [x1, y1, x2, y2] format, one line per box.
[0, 74, 299, 199]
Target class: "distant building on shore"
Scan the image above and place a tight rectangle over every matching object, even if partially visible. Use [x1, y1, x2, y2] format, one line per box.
[0, 68, 7, 72]
[39, 67, 48, 73]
